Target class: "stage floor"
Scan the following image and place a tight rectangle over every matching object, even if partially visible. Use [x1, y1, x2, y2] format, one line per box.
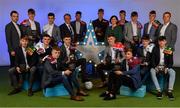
[0, 66, 180, 107]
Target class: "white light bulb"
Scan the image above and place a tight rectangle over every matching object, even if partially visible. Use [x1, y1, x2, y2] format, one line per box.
[94, 64, 97, 67]
[99, 54, 101, 56]
[83, 42, 86, 45]
[80, 53, 82, 56]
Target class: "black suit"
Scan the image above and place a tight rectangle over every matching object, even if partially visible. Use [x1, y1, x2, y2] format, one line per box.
[5, 22, 21, 67]
[71, 20, 87, 42]
[151, 46, 173, 68]
[21, 20, 41, 45]
[9, 46, 38, 89]
[58, 44, 89, 83]
[59, 23, 74, 42]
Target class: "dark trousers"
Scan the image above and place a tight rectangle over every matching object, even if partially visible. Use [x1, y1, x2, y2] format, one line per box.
[140, 66, 150, 84]
[8, 66, 37, 89]
[96, 63, 114, 82]
[9, 52, 15, 67]
[107, 72, 135, 95]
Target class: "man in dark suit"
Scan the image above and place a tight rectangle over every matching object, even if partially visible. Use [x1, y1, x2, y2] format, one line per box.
[150, 36, 176, 101]
[92, 8, 109, 42]
[59, 13, 75, 42]
[143, 10, 161, 43]
[58, 35, 89, 84]
[100, 49, 142, 100]
[42, 12, 61, 46]
[8, 36, 38, 96]
[71, 11, 87, 43]
[5, 10, 22, 67]
[137, 36, 153, 84]
[42, 46, 85, 101]
[21, 8, 41, 46]
[157, 12, 177, 50]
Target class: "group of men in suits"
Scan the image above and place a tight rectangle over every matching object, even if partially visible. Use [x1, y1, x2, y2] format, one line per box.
[5, 8, 178, 101]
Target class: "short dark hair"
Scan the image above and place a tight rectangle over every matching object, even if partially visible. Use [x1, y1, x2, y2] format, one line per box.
[64, 13, 71, 19]
[109, 15, 118, 23]
[76, 11, 82, 16]
[48, 12, 55, 17]
[98, 8, 104, 13]
[119, 10, 126, 14]
[52, 46, 60, 51]
[107, 34, 116, 39]
[163, 11, 171, 17]
[28, 8, 35, 14]
[131, 11, 138, 17]
[63, 34, 71, 39]
[149, 10, 156, 15]
[158, 36, 166, 41]
[141, 36, 150, 40]
[43, 34, 51, 38]
[10, 10, 18, 16]
[21, 36, 29, 41]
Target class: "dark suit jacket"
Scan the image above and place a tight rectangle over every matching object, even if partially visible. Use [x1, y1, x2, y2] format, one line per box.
[143, 22, 159, 42]
[71, 20, 87, 42]
[157, 22, 177, 49]
[151, 46, 173, 68]
[59, 23, 74, 41]
[21, 20, 41, 43]
[137, 46, 152, 66]
[42, 59, 63, 88]
[14, 46, 38, 68]
[121, 60, 142, 89]
[5, 22, 21, 52]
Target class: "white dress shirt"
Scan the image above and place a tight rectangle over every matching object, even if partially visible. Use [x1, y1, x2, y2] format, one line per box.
[110, 47, 116, 61]
[22, 47, 29, 68]
[131, 21, 138, 36]
[160, 22, 170, 36]
[43, 23, 54, 37]
[75, 21, 81, 34]
[64, 44, 70, 57]
[126, 60, 129, 71]
[159, 47, 165, 65]
[29, 19, 36, 30]
[147, 22, 152, 34]
[12, 21, 21, 38]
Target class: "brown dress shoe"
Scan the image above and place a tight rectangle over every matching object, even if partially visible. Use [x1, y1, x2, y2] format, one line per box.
[71, 96, 84, 101]
[77, 90, 89, 96]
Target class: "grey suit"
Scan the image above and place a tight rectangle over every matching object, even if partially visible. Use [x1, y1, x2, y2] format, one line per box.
[124, 22, 142, 42]
[42, 24, 61, 43]
[158, 22, 177, 50]
[143, 22, 159, 42]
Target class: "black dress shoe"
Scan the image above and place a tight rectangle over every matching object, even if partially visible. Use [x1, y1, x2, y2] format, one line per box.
[167, 92, 175, 101]
[8, 88, 21, 95]
[156, 92, 163, 100]
[103, 94, 116, 100]
[99, 91, 108, 97]
[28, 89, 33, 96]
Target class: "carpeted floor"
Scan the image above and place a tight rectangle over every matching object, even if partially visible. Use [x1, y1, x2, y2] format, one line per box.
[0, 66, 179, 107]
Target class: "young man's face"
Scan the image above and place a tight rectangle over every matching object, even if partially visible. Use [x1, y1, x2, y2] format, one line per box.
[125, 51, 133, 60]
[149, 14, 156, 22]
[28, 13, 35, 20]
[158, 40, 167, 48]
[142, 39, 150, 47]
[52, 49, 60, 59]
[119, 13, 126, 20]
[43, 37, 51, 45]
[163, 14, 171, 24]
[131, 16, 138, 22]
[20, 39, 28, 48]
[64, 15, 71, 24]
[107, 36, 116, 46]
[63, 37, 71, 46]
[11, 13, 19, 22]
[48, 16, 55, 24]
[98, 12, 104, 19]
[75, 14, 81, 21]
